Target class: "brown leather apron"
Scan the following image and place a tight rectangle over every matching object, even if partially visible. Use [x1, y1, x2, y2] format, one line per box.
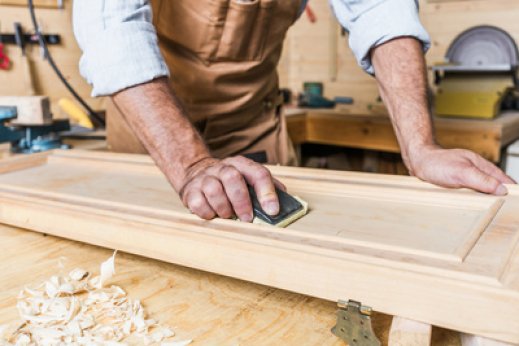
[151, 0, 300, 165]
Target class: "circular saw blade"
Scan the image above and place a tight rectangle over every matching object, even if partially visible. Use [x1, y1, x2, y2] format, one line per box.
[446, 25, 519, 67]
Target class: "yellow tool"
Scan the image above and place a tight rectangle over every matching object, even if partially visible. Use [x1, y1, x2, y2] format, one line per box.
[435, 70, 515, 119]
[433, 26, 519, 119]
[58, 98, 94, 129]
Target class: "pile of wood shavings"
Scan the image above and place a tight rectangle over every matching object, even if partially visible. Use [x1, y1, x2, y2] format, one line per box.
[0, 251, 192, 346]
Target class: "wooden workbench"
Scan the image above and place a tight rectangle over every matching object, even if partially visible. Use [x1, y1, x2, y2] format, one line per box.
[0, 224, 462, 345]
[286, 109, 519, 163]
[0, 224, 341, 344]
[0, 140, 499, 346]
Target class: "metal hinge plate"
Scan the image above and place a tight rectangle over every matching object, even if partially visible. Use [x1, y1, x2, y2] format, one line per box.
[331, 300, 381, 346]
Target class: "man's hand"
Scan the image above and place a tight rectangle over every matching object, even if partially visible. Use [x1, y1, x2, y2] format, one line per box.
[112, 79, 282, 222]
[179, 156, 284, 221]
[408, 145, 514, 195]
[370, 37, 516, 195]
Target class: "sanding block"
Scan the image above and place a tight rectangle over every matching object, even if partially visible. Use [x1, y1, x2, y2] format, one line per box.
[248, 185, 308, 228]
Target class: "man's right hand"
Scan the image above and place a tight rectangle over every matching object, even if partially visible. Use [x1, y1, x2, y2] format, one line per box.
[111, 79, 283, 222]
[179, 156, 285, 221]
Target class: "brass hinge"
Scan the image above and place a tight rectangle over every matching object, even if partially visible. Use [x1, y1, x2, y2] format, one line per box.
[331, 300, 381, 346]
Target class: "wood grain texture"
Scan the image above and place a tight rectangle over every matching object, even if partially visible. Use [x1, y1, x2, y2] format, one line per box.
[0, 0, 60, 7]
[0, 151, 48, 173]
[0, 150, 518, 343]
[0, 96, 51, 125]
[461, 334, 518, 346]
[0, 223, 466, 345]
[427, 0, 476, 3]
[286, 110, 519, 162]
[0, 224, 343, 345]
[389, 317, 432, 346]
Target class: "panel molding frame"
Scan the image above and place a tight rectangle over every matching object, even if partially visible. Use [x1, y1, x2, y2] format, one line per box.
[0, 150, 518, 343]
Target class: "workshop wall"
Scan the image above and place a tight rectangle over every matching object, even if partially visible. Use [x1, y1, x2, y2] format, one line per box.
[0, 1, 103, 115]
[279, 0, 519, 113]
[2, 0, 517, 118]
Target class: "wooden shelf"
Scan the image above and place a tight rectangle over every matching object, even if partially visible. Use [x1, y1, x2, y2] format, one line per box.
[286, 109, 519, 163]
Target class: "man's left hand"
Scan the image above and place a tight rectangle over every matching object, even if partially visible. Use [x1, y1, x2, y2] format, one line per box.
[408, 145, 515, 195]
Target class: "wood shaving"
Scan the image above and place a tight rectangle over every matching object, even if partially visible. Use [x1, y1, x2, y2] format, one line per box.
[0, 252, 193, 346]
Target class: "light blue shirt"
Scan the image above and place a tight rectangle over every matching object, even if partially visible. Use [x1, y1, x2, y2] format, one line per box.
[73, 0, 430, 97]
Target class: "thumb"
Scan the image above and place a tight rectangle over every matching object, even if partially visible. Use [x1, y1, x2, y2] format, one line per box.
[227, 157, 279, 215]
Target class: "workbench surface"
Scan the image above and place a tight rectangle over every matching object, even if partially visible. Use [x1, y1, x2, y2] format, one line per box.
[286, 109, 519, 163]
[0, 224, 463, 345]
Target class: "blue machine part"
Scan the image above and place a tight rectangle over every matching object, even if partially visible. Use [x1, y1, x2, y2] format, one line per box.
[0, 106, 17, 120]
[0, 109, 71, 153]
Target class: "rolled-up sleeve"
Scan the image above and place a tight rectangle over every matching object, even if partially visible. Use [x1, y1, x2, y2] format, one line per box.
[329, 0, 431, 74]
[73, 0, 169, 97]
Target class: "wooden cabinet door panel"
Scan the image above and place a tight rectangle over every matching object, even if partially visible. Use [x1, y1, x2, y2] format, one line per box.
[0, 150, 518, 343]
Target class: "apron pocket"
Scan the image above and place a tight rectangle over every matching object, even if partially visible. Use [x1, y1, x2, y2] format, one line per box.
[247, 0, 275, 61]
[155, 0, 228, 62]
[215, 0, 260, 61]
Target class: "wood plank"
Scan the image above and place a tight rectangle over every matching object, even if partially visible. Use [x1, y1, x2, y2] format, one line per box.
[0, 222, 466, 345]
[285, 112, 307, 145]
[305, 111, 401, 153]
[0, 150, 518, 343]
[461, 334, 517, 346]
[389, 317, 432, 346]
[0, 224, 345, 345]
[0, 96, 52, 125]
[286, 110, 519, 162]
[0, 151, 49, 174]
[0, 0, 60, 7]
[426, 0, 478, 3]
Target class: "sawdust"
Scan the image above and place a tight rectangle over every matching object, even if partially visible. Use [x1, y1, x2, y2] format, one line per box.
[0, 252, 192, 346]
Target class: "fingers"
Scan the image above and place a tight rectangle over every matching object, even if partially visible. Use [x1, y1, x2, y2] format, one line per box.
[182, 166, 252, 221]
[225, 156, 279, 215]
[218, 165, 253, 222]
[201, 176, 234, 219]
[469, 154, 516, 184]
[460, 166, 507, 196]
[180, 156, 282, 221]
[183, 190, 216, 220]
[401, 147, 514, 196]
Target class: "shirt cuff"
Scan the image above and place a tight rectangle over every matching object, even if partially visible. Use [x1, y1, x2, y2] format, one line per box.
[346, 0, 431, 75]
[79, 21, 170, 97]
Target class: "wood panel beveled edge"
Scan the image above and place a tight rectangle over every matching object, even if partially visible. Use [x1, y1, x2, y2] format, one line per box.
[0, 194, 518, 343]
[0, 184, 505, 288]
[453, 198, 506, 262]
[0, 151, 50, 174]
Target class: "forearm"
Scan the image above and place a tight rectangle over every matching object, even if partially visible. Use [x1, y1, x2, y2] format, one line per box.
[371, 37, 435, 172]
[111, 78, 211, 192]
[370, 37, 513, 193]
